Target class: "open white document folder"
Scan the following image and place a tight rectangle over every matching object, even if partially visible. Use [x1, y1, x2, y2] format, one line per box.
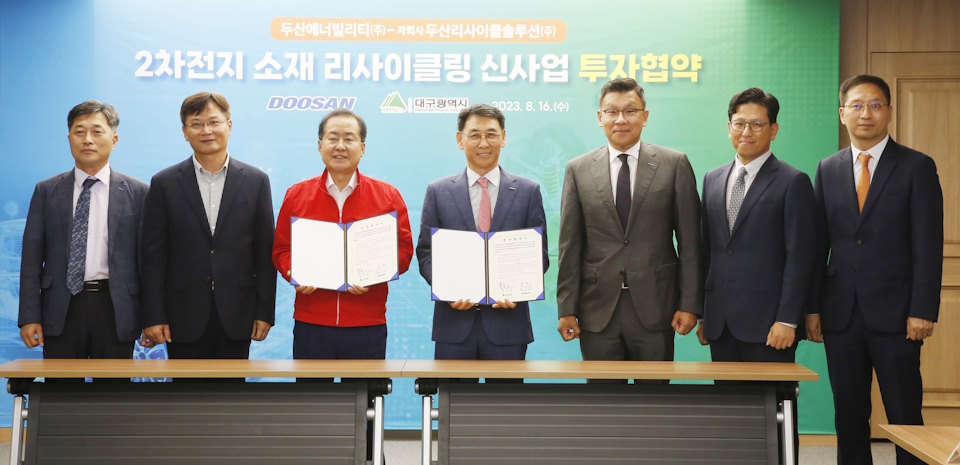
[430, 227, 544, 304]
[290, 212, 399, 291]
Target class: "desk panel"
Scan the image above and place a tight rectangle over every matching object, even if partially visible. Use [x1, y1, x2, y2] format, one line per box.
[24, 382, 370, 465]
[437, 382, 779, 465]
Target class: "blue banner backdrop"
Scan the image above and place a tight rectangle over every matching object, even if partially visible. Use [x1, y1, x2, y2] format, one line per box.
[0, 0, 839, 431]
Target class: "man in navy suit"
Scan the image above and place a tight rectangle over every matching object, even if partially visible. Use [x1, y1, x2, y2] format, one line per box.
[140, 92, 276, 362]
[808, 74, 942, 465]
[697, 88, 815, 464]
[19, 100, 148, 360]
[417, 104, 548, 363]
[697, 88, 817, 363]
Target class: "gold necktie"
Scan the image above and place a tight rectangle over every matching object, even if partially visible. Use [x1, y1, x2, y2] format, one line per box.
[857, 153, 871, 212]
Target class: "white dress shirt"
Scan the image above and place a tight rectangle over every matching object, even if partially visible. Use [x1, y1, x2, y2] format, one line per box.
[325, 171, 358, 214]
[466, 166, 501, 227]
[608, 140, 641, 202]
[72, 165, 110, 281]
[193, 154, 229, 235]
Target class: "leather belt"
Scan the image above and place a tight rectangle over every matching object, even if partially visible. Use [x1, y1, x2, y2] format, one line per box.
[81, 279, 109, 292]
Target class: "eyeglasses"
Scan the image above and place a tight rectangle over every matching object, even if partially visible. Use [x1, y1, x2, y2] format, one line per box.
[461, 131, 503, 145]
[187, 120, 227, 131]
[729, 120, 769, 133]
[601, 108, 645, 120]
[322, 135, 361, 146]
[843, 101, 888, 113]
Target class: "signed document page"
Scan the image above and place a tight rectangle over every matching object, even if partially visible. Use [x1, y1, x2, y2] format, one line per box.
[487, 228, 544, 302]
[346, 212, 399, 288]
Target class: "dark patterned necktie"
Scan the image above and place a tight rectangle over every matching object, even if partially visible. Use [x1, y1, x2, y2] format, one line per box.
[728, 167, 747, 232]
[67, 177, 98, 295]
[616, 154, 631, 230]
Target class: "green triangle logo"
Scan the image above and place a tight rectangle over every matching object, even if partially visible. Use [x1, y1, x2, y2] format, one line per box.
[380, 91, 407, 113]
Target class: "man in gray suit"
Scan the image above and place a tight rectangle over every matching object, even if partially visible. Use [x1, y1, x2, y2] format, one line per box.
[557, 78, 702, 366]
[19, 100, 148, 359]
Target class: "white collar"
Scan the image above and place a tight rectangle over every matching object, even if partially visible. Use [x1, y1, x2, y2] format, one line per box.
[74, 164, 111, 189]
[850, 134, 890, 161]
[466, 166, 501, 187]
[607, 139, 642, 164]
[325, 170, 358, 192]
[193, 153, 230, 174]
[733, 150, 773, 178]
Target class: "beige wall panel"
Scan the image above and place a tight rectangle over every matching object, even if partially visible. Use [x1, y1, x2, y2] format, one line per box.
[867, 0, 960, 52]
[897, 80, 960, 245]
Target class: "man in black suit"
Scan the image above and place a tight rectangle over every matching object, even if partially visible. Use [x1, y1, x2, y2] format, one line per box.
[140, 92, 276, 361]
[19, 100, 148, 361]
[809, 74, 943, 465]
[697, 88, 817, 363]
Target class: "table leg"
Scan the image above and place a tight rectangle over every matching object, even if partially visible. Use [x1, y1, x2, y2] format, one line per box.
[9, 394, 25, 465]
[781, 397, 796, 465]
[421, 395, 433, 465]
[372, 395, 384, 465]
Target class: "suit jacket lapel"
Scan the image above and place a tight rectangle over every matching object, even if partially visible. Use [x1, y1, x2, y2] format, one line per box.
[490, 168, 517, 232]
[58, 171, 75, 252]
[858, 139, 900, 224]
[627, 143, 658, 233]
[107, 171, 128, 260]
[835, 148, 860, 226]
[176, 157, 212, 238]
[588, 146, 621, 233]
[452, 170, 477, 231]
[214, 161, 245, 240]
[730, 155, 779, 237]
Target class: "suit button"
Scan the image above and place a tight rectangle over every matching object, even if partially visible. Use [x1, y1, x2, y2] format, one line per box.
[856, 240, 862, 246]
[726, 250, 734, 255]
[624, 240, 629, 246]
[210, 248, 216, 255]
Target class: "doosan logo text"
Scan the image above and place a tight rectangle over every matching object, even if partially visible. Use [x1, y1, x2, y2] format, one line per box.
[266, 96, 357, 111]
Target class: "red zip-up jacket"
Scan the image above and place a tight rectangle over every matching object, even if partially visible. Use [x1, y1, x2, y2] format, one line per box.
[272, 170, 413, 327]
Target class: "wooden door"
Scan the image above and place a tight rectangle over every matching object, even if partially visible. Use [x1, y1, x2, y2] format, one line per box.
[868, 51, 960, 434]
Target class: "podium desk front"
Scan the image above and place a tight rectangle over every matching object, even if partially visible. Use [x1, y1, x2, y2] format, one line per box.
[407, 360, 817, 465]
[0, 359, 402, 465]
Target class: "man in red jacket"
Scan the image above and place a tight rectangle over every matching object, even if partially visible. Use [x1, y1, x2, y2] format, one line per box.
[272, 109, 413, 360]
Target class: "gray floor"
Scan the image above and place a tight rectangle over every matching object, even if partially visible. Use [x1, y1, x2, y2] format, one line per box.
[383, 439, 897, 464]
[384, 440, 896, 465]
[1, 438, 897, 464]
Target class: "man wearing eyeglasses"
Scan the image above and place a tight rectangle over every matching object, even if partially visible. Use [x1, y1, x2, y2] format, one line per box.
[416, 104, 548, 364]
[697, 88, 817, 464]
[697, 88, 816, 362]
[272, 109, 413, 362]
[140, 92, 277, 366]
[557, 78, 702, 369]
[809, 74, 942, 465]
